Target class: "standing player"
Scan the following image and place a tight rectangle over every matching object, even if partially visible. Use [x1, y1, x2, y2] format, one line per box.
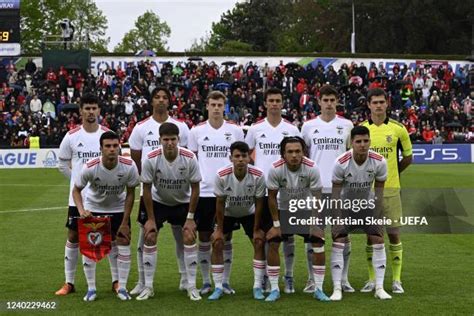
[128, 87, 190, 295]
[301, 85, 354, 293]
[245, 87, 300, 293]
[73, 131, 139, 301]
[188, 91, 244, 295]
[207, 141, 266, 301]
[330, 126, 392, 300]
[138, 122, 201, 301]
[261, 136, 329, 302]
[361, 88, 412, 294]
[56, 94, 111, 296]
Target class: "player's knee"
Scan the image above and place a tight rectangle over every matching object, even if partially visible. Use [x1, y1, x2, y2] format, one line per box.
[144, 232, 156, 246]
[116, 236, 130, 246]
[387, 231, 400, 244]
[68, 229, 78, 243]
[368, 234, 383, 245]
[268, 240, 280, 251]
[212, 238, 224, 252]
[183, 230, 195, 244]
[332, 235, 348, 243]
[253, 237, 265, 251]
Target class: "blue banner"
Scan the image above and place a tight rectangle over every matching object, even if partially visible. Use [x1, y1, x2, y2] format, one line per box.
[412, 144, 473, 164]
[0, 0, 20, 9]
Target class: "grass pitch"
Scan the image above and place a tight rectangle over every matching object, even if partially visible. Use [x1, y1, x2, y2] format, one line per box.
[0, 164, 473, 315]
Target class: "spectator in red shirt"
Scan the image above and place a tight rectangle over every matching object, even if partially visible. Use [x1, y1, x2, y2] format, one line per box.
[422, 125, 435, 142]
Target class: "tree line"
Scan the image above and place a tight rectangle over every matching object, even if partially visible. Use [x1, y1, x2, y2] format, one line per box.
[20, 0, 472, 55]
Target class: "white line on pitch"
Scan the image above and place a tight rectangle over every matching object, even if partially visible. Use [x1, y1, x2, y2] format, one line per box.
[0, 183, 69, 187]
[1, 199, 141, 214]
[0, 206, 65, 214]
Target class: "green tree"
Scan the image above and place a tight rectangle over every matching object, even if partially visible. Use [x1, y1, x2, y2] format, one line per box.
[114, 10, 170, 53]
[196, 0, 472, 54]
[20, 0, 109, 53]
[204, 0, 291, 52]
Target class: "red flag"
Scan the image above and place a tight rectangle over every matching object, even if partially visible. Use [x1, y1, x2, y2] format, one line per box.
[78, 216, 112, 262]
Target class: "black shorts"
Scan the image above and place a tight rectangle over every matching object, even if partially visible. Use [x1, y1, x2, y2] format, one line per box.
[137, 200, 188, 229]
[195, 197, 216, 232]
[259, 202, 324, 244]
[223, 214, 255, 238]
[331, 206, 384, 239]
[66, 206, 129, 237]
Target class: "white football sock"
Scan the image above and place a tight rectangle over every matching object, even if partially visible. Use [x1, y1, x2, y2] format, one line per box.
[142, 244, 157, 288]
[198, 241, 211, 284]
[184, 244, 199, 289]
[117, 245, 131, 290]
[65, 240, 78, 284]
[223, 240, 233, 284]
[82, 255, 97, 291]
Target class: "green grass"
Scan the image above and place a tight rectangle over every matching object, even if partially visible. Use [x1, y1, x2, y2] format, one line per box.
[0, 164, 473, 315]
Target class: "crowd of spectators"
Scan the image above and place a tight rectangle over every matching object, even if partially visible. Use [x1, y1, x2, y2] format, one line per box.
[0, 57, 473, 148]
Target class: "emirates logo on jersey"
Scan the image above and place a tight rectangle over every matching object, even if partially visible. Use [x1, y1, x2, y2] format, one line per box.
[386, 135, 393, 143]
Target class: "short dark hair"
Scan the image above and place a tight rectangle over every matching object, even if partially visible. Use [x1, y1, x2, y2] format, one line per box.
[100, 131, 120, 146]
[280, 136, 307, 158]
[151, 86, 171, 102]
[319, 84, 339, 98]
[367, 88, 387, 103]
[230, 141, 249, 155]
[264, 87, 283, 102]
[80, 93, 99, 108]
[351, 125, 370, 139]
[159, 122, 179, 137]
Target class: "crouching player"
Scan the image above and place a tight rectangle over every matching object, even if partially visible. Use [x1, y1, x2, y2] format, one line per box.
[207, 141, 266, 301]
[73, 131, 139, 301]
[330, 126, 392, 300]
[258, 136, 330, 302]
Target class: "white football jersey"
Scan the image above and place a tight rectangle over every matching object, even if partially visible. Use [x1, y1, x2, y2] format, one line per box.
[128, 116, 190, 159]
[214, 164, 266, 217]
[58, 125, 109, 206]
[332, 149, 387, 200]
[128, 116, 189, 196]
[267, 157, 322, 211]
[141, 146, 201, 206]
[188, 120, 244, 197]
[75, 156, 140, 213]
[245, 118, 300, 177]
[302, 116, 353, 192]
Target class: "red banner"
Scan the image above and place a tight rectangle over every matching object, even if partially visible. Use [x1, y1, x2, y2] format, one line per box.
[78, 216, 112, 262]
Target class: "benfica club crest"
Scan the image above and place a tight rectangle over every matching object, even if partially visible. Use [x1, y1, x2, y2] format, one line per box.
[78, 216, 112, 262]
